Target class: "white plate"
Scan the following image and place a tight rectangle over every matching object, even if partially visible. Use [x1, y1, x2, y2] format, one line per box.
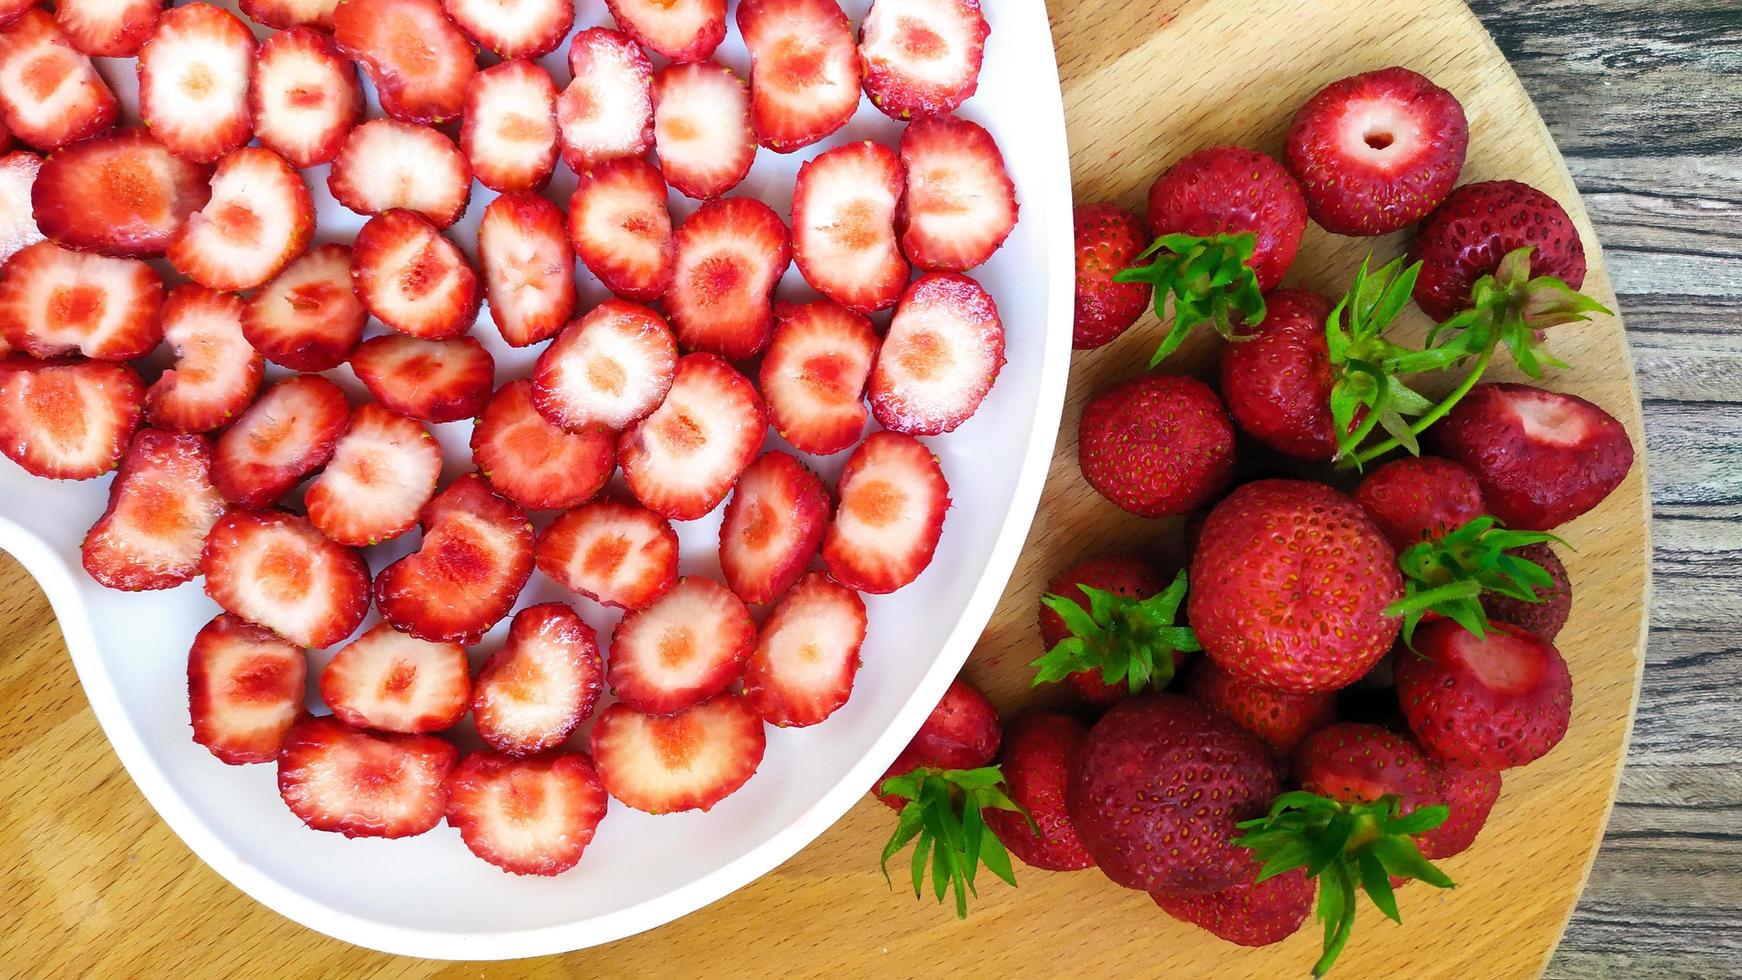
[0, 0, 1072, 959]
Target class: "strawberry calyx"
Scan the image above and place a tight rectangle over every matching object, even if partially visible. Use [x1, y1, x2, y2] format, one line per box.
[1383, 516, 1563, 645]
[879, 765, 1028, 919]
[1029, 570, 1201, 695]
[1113, 232, 1266, 366]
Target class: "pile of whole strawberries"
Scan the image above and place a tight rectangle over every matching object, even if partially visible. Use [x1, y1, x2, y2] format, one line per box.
[875, 66, 1635, 974]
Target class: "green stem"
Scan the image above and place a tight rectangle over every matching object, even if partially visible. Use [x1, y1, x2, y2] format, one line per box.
[1347, 345, 1495, 467]
[1383, 579, 1481, 619]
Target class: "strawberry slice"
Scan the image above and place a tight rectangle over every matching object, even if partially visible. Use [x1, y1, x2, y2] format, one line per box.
[471, 379, 614, 512]
[567, 157, 673, 302]
[211, 374, 350, 508]
[719, 451, 829, 605]
[0, 150, 43, 264]
[375, 473, 535, 644]
[251, 27, 364, 171]
[821, 430, 949, 594]
[869, 272, 1004, 435]
[758, 300, 878, 456]
[0, 357, 142, 479]
[533, 498, 678, 610]
[743, 572, 866, 727]
[604, 0, 724, 63]
[0, 242, 163, 360]
[304, 403, 442, 547]
[478, 192, 576, 348]
[169, 148, 314, 292]
[136, 4, 256, 164]
[0, 0, 26, 29]
[531, 299, 675, 431]
[241, 244, 366, 372]
[351, 210, 482, 339]
[31, 128, 210, 258]
[591, 692, 765, 814]
[145, 285, 264, 433]
[446, 751, 609, 875]
[897, 114, 1017, 271]
[201, 509, 371, 648]
[56, 0, 161, 57]
[443, 0, 571, 59]
[557, 28, 653, 173]
[792, 141, 910, 313]
[81, 429, 226, 591]
[187, 614, 309, 765]
[665, 197, 791, 359]
[735, 0, 857, 152]
[461, 59, 559, 194]
[319, 623, 471, 734]
[277, 715, 457, 838]
[349, 333, 494, 424]
[471, 603, 603, 756]
[619, 353, 767, 521]
[328, 119, 471, 229]
[333, 0, 476, 126]
[608, 576, 754, 713]
[857, 0, 988, 119]
[0, 11, 118, 152]
[650, 62, 755, 199]
[241, 0, 340, 30]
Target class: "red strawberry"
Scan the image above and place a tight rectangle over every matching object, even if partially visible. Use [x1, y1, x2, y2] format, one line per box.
[567, 156, 674, 302]
[332, 0, 476, 126]
[443, 0, 570, 59]
[81, 429, 226, 591]
[532, 299, 675, 431]
[56, 0, 160, 57]
[869, 272, 1004, 435]
[375, 473, 535, 644]
[241, 0, 341, 30]
[136, 4, 255, 164]
[1294, 722, 1443, 814]
[651, 61, 755, 199]
[604, 0, 724, 63]
[1353, 455, 1488, 551]
[461, 59, 559, 194]
[1077, 374, 1235, 518]
[187, 614, 309, 765]
[304, 403, 442, 547]
[1395, 617, 1572, 769]
[742, 571, 866, 728]
[1419, 761, 1501, 860]
[277, 715, 458, 838]
[0, 149, 43, 264]
[241, 244, 366, 372]
[328, 119, 472, 228]
[1218, 289, 1346, 461]
[350, 210, 482, 340]
[470, 379, 614, 512]
[1072, 203, 1152, 350]
[30, 128, 210, 258]
[0, 357, 143, 480]
[533, 498, 679, 610]
[1185, 658, 1338, 760]
[211, 374, 349, 508]
[758, 299, 878, 456]
[478, 192, 575, 348]
[144, 285, 264, 433]
[735, 0, 857, 153]
[857, 0, 987, 119]
[1146, 146, 1307, 294]
[822, 430, 949, 594]
[348, 334, 494, 424]
[1152, 868, 1314, 947]
[897, 114, 1017, 271]
[319, 623, 471, 734]
[169, 148, 314, 292]
[983, 711, 1095, 872]
[608, 575, 755, 713]
[875, 675, 999, 808]
[619, 353, 767, 521]
[1408, 180, 1588, 322]
[445, 752, 609, 875]
[0, 0, 28, 30]
[1481, 541, 1571, 640]
[251, 27, 364, 171]
[591, 692, 765, 814]
[0, 242, 163, 360]
[0, 11, 117, 152]
[201, 508, 371, 648]
[792, 141, 909, 314]
[471, 603, 603, 756]
[666, 196, 791, 359]
[557, 27, 653, 173]
[719, 451, 829, 605]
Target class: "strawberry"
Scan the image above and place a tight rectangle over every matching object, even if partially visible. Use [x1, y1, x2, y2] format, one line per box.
[251, 27, 364, 171]
[471, 603, 603, 756]
[650, 62, 755, 199]
[1293, 722, 1443, 812]
[1217, 289, 1345, 460]
[348, 334, 494, 424]
[1072, 203, 1152, 350]
[822, 430, 949, 594]
[591, 692, 765, 813]
[320, 623, 471, 734]
[470, 379, 614, 512]
[619, 353, 767, 521]
[168, 148, 314, 292]
[56, 0, 160, 57]
[478, 192, 575, 348]
[0, 0, 26, 29]
[983, 712, 1095, 872]
[875, 675, 1000, 807]
[350, 210, 482, 340]
[1395, 617, 1572, 769]
[375, 473, 535, 644]
[567, 156, 674, 302]
[791, 141, 909, 314]
[1033, 564, 1197, 707]
[1034, 556, 1171, 705]
[144, 285, 263, 433]
[719, 451, 829, 605]
[1152, 868, 1314, 947]
[0, 356, 143, 479]
[1353, 455, 1488, 551]
[869, 272, 1004, 435]
[665, 196, 791, 359]
[0, 242, 163, 360]
[742, 571, 866, 728]
[0, 149, 43, 264]
[1284, 67, 1469, 236]
[304, 403, 442, 547]
[328, 119, 472, 229]
[1184, 658, 1337, 761]
[332, 0, 476, 126]
[1408, 180, 1588, 323]
[0, 11, 118, 152]
[461, 59, 559, 194]
[277, 715, 458, 838]
[1385, 514, 1565, 647]
[136, 4, 255, 164]
[81, 429, 226, 591]
[758, 300, 878, 455]
[241, 0, 341, 30]
[1480, 541, 1571, 640]
[241, 244, 366, 372]
[533, 498, 679, 610]
[1418, 761, 1501, 860]
[604, 0, 725, 63]
[608, 576, 754, 713]
[211, 374, 349, 507]
[735, 0, 857, 152]
[201, 509, 371, 648]
[532, 300, 675, 431]
[443, 0, 570, 59]
[897, 114, 1017, 271]
[557, 27, 653, 173]
[857, 0, 987, 119]
[1076, 374, 1235, 518]
[187, 614, 309, 765]
[445, 752, 609, 875]
[30, 128, 210, 258]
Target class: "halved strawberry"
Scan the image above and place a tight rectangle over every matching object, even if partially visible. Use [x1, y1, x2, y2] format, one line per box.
[145, 285, 264, 433]
[869, 272, 1004, 435]
[443, 0, 570, 59]
[0, 11, 118, 152]
[792, 141, 910, 313]
[332, 0, 476, 126]
[567, 156, 673, 302]
[241, 244, 366, 372]
[666, 197, 790, 359]
[210, 374, 350, 507]
[375, 473, 535, 644]
[169, 148, 314, 292]
[348, 333, 494, 423]
[897, 114, 1017, 271]
[821, 430, 949, 594]
[136, 4, 255, 164]
[533, 498, 678, 609]
[201, 508, 371, 648]
[31, 127, 210, 257]
[651, 62, 755, 200]
[277, 715, 457, 838]
[352, 211, 482, 340]
[304, 403, 442, 546]
[446, 751, 608, 875]
[0, 242, 163, 360]
[604, 0, 724, 63]
[0, 357, 142, 479]
[188, 614, 309, 765]
[81, 429, 226, 591]
[719, 451, 829, 605]
[857, 0, 987, 119]
[251, 27, 364, 170]
[557, 27, 653, 173]
[619, 353, 767, 521]
[736, 0, 857, 152]
[608, 576, 753, 713]
[591, 692, 764, 814]
[328, 119, 471, 228]
[471, 602, 603, 756]
[461, 59, 558, 194]
[743, 571, 866, 727]
[0, 150, 43, 264]
[320, 622, 471, 734]
[759, 300, 877, 456]
[471, 379, 614, 512]
[56, 0, 161, 57]
[241, 0, 340, 30]
[531, 299, 675, 431]
[478, 192, 575, 348]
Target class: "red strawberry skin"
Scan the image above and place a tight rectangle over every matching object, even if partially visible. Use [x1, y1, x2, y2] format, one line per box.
[1072, 203, 1151, 350]
[1218, 289, 1343, 461]
[1353, 455, 1488, 551]
[983, 711, 1095, 872]
[1146, 146, 1307, 293]
[1481, 541, 1572, 640]
[1152, 867, 1314, 947]
[1185, 658, 1338, 761]
[875, 676, 1000, 809]
[1077, 374, 1235, 519]
[1394, 618, 1573, 770]
[1419, 761, 1501, 860]
[375, 473, 536, 645]
[1294, 722, 1444, 817]
[1408, 180, 1588, 322]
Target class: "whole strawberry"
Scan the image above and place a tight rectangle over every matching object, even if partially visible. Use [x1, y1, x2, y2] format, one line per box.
[1072, 203, 1152, 349]
[1408, 180, 1587, 322]
[1036, 555, 1176, 705]
[1185, 658, 1337, 761]
[1481, 541, 1572, 640]
[1293, 722, 1444, 813]
[875, 676, 1000, 809]
[984, 711, 1095, 872]
[1077, 374, 1235, 518]
[1353, 455, 1488, 551]
[1419, 761, 1501, 859]
[1151, 867, 1314, 947]
[1394, 617, 1572, 769]
[1218, 288, 1342, 460]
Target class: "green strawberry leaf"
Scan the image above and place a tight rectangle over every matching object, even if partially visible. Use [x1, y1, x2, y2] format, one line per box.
[877, 766, 1028, 919]
[1029, 570, 1200, 695]
[1382, 516, 1563, 645]
[1113, 232, 1266, 366]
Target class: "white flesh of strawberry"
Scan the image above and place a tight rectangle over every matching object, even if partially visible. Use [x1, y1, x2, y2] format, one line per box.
[191, 623, 306, 760]
[444, 0, 565, 57]
[308, 407, 440, 546]
[872, 276, 1002, 432]
[158, 290, 256, 419]
[796, 149, 902, 286]
[570, 171, 667, 283]
[324, 626, 468, 733]
[479, 201, 571, 339]
[1, 248, 153, 356]
[740, 1, 857, 145]
[902, 127, 1017, 266]
[615, 580, 743, 694]
[652, 64, 750, 196]
[558, 35, 651, 169]
[762, 312, 875, 445]
[0, 152, 43, 264]
[538, 504, 674, 608]
[332, 121, 469, 223]
[538, 310, 674, 430]
[627, 363, 760, 508]
[476, 630, 590, 749]
[0, 364, 135, 473]
[215, 524, 356, 645]
[756, 586, 864, 704]
[610, 0, 718, 58]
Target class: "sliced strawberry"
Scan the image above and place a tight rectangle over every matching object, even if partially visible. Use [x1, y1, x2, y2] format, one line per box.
[821, 430, 949, 594]
[557, 27, 653, 173]
[0, 11, 118, 152]
[743, 571, 866, 727]
[201, 509, 371, 648]
[857, 0, 987, 119]
[0, 242, 163, 360]
[666, 197, 790, 359]
[375, 473, 535, 644]
[332, 0, 476, 126]
[136, 4, 255, 164]
[869, 272, 1004, 435]
[348, 333, 494, 424]
[592, 692, 764, 813]
[443, 0, 570, 59]
[277, 715, 457, 838]
[651, 62, 755, 200]
[241, 244, 366, 372]
[0, 1, 24, 30]
[533, 498, 678, 609]
[304, 403, 442, 546]
[145, 285, 264, 433]
[320, 623, 471, 734]
[251, 27, 364, 170]
[446, 751, 608, 875]
[351, 211, 482, 340]
[461, 59, 558, 194]
[608, 576, 753, 712]
[758, 300, 877, 456]
[471, 379, 613, 512]
[567, 156, 673, 302]
[792, 141, 910, 313]
[531, 299, 675, 431]
[187, 614, 309, 765]
[478, 192, 575, 348]
[169, 148, 314, 292]
[472, 603, 603, 756]
[328, 119, 471, 229]
[897, 114, 1017, 271]
[81, 429, 226, 591]
[31, 127, 210, 257]
[0, 357, 142, 479]
[211, 374, 350, 508]
[241, 0, 340, 31]
[56, 0, 161, 57]
[620, 353, 767, 521]
[0, 150, 43, 264]
[719, 451, 829, 605]
[736, 0, 857, 152]
[604, 0, 724, 63]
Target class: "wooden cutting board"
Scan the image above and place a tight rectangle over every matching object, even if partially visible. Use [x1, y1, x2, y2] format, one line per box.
[0, 0, 1648, 976]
